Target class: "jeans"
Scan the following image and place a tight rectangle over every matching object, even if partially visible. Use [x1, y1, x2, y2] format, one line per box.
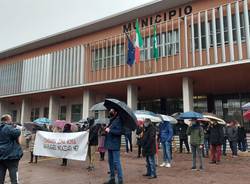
[146, 155, 156, 177]
[108, 150, 123, 181]
[238, 139, 247, 152]
[229, 141, 238, 156]
[0, 159, 19, 184]
[162, 141, 172, 163]
[180, 138, 190, 153]
[203, 138, 210, 157]
[125, 134, 132, 153]
[210, 145, 222, 162]
[191, 145, 203, 169]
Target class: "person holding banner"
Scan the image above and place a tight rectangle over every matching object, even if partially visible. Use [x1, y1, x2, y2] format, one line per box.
[104, 108, 123, 184]
[0, 114, 23, 184]
[61, 123, 72, 166]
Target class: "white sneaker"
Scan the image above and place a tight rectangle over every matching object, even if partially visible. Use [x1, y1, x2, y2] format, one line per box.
[160, 162, 166, 167]
[165, 163, 171, 168]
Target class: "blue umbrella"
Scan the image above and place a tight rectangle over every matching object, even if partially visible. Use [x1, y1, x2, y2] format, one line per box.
[242, 102, 250, 110]
[178, 111, 203, 120]
[34, 117, 52, 125]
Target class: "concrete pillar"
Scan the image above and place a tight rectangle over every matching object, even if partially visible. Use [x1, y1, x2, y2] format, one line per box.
[20, 99, 31, 124]
[127, 84, 138, 145]
[182, 77, 194, 112]
[0, 101, 3, 116]
[82, 89, 94, 119]
[49, 95, 59, 121]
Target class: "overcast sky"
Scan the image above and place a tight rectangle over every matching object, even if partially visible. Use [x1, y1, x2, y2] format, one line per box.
[0, 0, 154, 52]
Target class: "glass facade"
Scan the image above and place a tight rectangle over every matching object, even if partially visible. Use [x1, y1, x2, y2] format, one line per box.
[71, 104, 82, 122]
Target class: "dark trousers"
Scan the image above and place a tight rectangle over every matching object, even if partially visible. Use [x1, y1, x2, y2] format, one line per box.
[125, 134, 132, 153]
[100, 152, 105, 160]
[229, 141, 238, 156]
[0, 159, 19, 184]
[62, 158, 67, 166]
[222, 137, 228, 155]
[138, 145, 142, 157]
[30, 152, 38, 163]
[180, 138, 190, 153]
[238, 139, 247, 152]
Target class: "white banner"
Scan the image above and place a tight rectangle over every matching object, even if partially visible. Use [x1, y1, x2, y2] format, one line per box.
[33, 131, 89, 161]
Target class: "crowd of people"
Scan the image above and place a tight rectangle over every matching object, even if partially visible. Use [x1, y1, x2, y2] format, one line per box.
[0, 111, 249, 184]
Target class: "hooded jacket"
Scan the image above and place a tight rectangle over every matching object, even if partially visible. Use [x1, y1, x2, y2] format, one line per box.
[0, 122, 23, 160]
[159, 121, 173, 143]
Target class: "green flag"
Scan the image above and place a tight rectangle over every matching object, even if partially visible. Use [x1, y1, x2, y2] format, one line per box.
[153, 24, 159, 61]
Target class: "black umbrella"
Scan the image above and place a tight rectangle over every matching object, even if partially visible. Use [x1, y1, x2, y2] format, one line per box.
[104, 98, 137, 131]
[23, 122, 43, 132]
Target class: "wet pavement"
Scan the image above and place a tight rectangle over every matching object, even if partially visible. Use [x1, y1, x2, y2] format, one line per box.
[4, 148, 250, 184]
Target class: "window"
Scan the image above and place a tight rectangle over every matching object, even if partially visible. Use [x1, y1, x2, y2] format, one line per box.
[12, 110, 17, 123]
[58, 106, 67, 120]
[71, 104, 82, 122]
[30, 108, 40, 122]
[43, 107, 49, 118]
[193, 11, 250, 50]
[92, 43, 125, 71]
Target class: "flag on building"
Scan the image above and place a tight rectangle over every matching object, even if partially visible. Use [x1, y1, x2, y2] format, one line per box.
[135, 19, 143, 64]
[153, 24, 159, 61]
[126, 33, 135, 66]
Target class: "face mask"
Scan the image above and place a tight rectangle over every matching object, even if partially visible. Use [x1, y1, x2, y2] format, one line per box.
[144, 122, 149, 127]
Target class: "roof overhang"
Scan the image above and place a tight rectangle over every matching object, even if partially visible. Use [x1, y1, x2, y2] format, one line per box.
[0, 0, 193, 60]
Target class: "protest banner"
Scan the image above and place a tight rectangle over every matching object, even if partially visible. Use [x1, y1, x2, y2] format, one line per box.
[34, 131, 89, 161]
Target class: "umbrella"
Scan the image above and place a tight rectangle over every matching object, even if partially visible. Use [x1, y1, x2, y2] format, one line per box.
[179, 111, 203, 120]
[53, 120, 67, 129]
[243, 110, 250, 121]
[90, 102, 107, 111]
[34, 117, 52, 125]
[158, 114, 178, 124]
[23, 122, 43, 132]
[104, 98, 137, 131]
[203, 114, 226, 125]
[242, 102, 250, 110]
[134, 110, 162, 123]
[94, 118, 109, 125]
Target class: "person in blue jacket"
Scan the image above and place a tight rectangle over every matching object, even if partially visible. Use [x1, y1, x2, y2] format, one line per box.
[103, 108, 123, 184]
[158, 120, 173, 168]
[0, 114, 23, 184]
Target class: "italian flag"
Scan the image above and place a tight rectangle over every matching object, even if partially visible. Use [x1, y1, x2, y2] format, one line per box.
[135, 19, 143, 64]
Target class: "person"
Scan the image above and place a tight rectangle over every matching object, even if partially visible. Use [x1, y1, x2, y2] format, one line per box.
[186, 120, 204, 171]
[208, 121, 224, 164]
[98, 124, 106, 161]
[61, 123, 72, 166]
[226, 121, 238, 157]
[23, 128, 31, 149]
[136, 122, 144, 158]
[141, 118, 157, 179]
[28, 129, 38, 164]
[202, 122, 210, 157]
[125, 127, 133, 153]
[176, 120, 190, 153]
[104, 108, 123, 184]
[158, 120, 173, 168]
[87, 117, 100, 171]
[0, 114, 23, 184]
[238, 124, 247, 152]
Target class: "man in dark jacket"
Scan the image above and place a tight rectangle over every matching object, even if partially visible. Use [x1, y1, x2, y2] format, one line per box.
[87, 117, 100, 171]
[0, 114, 23, 184]
[176, 120, 190, 153]
[238, 125, 247, 152]
[104, 108, 123, 184]
[208, 121, 224, 164]
[141, 118, 157, 179]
